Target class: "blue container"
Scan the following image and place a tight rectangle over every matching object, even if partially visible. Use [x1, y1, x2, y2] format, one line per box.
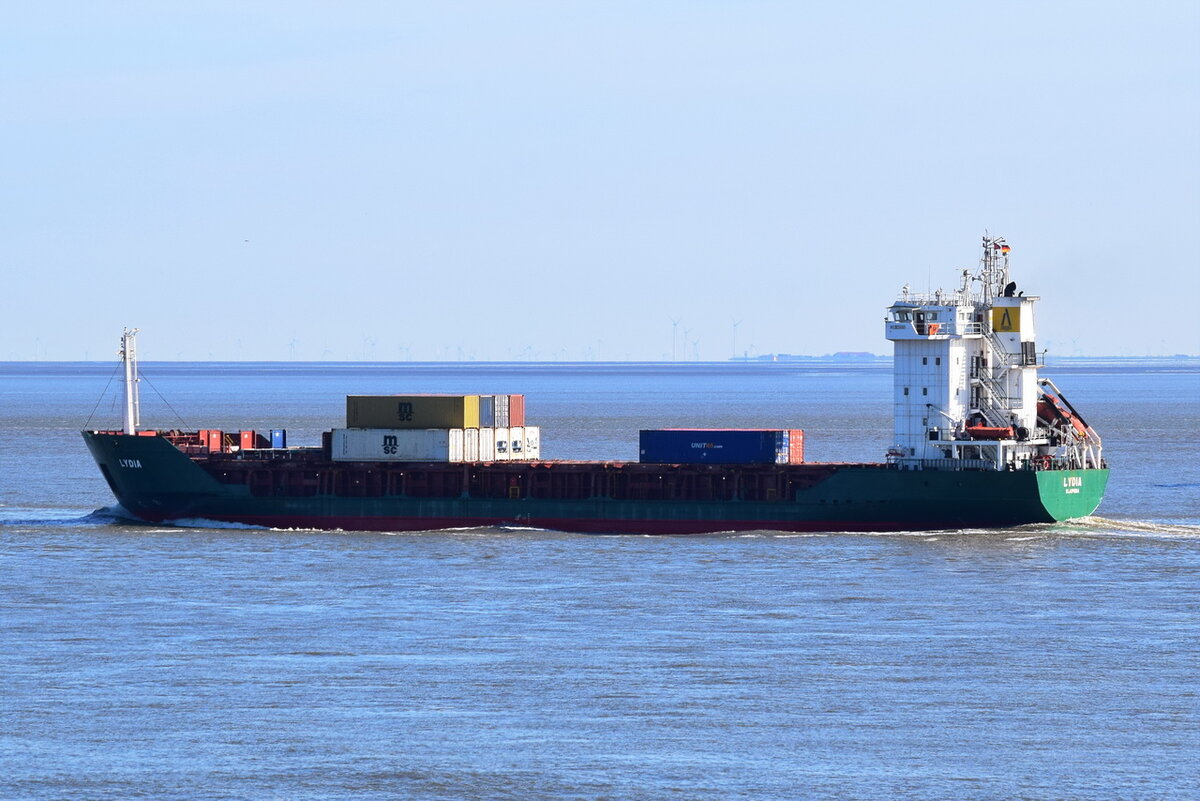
[639, 429, 789, 465]
[271, 429, 287, 449]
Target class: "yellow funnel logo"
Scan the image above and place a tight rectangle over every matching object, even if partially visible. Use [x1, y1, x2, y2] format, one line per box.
[992, 307, 1020, 332]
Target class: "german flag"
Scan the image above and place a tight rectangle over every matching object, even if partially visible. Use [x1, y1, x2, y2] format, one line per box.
[1001, 244, 1011, 254]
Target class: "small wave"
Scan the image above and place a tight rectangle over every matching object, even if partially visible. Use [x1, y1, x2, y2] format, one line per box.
[86, 505, 145, 524]
[493, 524, 566, 535]
[162, 517, 270, 531]
[0, 505, 136, 528]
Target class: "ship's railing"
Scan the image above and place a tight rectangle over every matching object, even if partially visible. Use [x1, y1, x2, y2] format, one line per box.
[1023, 457, 1069, 471]
[893, 290, 985, 306]
[891, 458, 994, 471]
[1022, 455, 1108, 471]
[192, 445, 324, 462]
[884, 319, 986, 337]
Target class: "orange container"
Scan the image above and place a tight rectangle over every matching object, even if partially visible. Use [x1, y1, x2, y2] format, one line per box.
[508, 395, 526, 427]
[788, 429, 805, 463]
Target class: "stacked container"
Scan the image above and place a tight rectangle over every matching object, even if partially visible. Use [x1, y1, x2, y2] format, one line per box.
[335, 394, 539, 463]
[198, 429, 226, 454]
[332, 426, 541, 463]
[472, 394, 527, 428]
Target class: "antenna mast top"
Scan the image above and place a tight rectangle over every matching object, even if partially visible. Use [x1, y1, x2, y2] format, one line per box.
[979, 233, 1011, 298]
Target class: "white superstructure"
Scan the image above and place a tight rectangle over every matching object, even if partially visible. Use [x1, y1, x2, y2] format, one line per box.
[885, 235, 1102, 472]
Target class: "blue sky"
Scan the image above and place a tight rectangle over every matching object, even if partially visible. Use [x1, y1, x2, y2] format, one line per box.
[3, 2, 1197, 360]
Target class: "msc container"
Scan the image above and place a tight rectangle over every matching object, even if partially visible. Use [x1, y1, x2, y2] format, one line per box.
[240, 430, 256, 451]
[271, 429, 287, 449]
[638, 429, 803, 465]
[509, 426, 525, 458]
[346, 395, 480, 429]
[332, 428, 459, 462]
[509, 394, 526, 427]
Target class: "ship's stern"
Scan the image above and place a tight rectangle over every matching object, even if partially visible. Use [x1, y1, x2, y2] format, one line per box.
[1035, 468, 1109, 521]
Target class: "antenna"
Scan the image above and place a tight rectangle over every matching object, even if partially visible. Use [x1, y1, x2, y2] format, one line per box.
[120, 328, 140, 434]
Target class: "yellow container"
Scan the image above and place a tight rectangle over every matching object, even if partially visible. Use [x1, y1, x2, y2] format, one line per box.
[346, 395, 480, 429]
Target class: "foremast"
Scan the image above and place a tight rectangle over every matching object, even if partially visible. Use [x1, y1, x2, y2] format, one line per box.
[120, 328, 141, 435]
[884, 235, 1103, 472]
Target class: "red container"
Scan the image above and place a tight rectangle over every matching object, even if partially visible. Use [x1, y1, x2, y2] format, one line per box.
[508, 395, 525, 427]
[208, 429, 224, 453]
[788, 429, 805, 463]
[240, 430, 256, 450]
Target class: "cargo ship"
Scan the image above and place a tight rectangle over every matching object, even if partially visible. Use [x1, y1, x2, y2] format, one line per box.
[83, 236, 1108, 534]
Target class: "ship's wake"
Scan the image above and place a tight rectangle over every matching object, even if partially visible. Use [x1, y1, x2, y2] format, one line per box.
[0, 505, 143, 529]
[160, 517, 271, 531]
[1055, 515, 1200, 539]
[0, 505, 278, 532]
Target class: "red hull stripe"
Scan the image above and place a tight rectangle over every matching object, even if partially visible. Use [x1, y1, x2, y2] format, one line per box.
[158, 513, 917, 535]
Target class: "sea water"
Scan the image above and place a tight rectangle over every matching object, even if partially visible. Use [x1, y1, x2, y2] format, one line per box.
[2, 360, 1198, 800]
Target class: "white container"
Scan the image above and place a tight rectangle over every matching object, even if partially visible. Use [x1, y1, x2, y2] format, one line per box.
[491, 427, 511, 461]
[463, 428, 480, 462]
[479, 428, 496, 461]
[332, 428, 457, 462]
[523, 426, 541, 460]
[448, 428, 465, 463]
[509, 426, 525, 459]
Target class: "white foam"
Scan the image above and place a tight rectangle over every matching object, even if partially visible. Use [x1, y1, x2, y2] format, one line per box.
[161, 517, 270, 531]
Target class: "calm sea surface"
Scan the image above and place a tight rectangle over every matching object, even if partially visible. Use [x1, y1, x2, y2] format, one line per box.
[2, 360, 1198, 800]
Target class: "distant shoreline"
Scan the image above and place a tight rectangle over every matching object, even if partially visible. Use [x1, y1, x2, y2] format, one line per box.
[2, 355, 1196, 366]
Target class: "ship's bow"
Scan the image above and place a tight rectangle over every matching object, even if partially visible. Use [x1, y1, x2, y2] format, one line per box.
[83, 431, 227, 522]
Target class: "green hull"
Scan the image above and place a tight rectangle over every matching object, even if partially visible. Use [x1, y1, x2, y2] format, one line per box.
[84, 432, 1108, 534]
